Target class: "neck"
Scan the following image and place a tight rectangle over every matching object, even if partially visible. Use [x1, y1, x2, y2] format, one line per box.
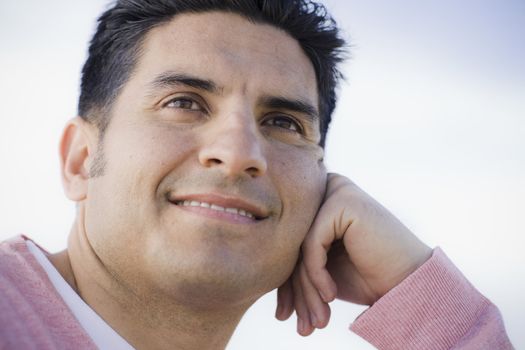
[50, 219, 252, 350]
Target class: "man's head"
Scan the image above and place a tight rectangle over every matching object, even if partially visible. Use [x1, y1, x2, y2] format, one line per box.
[60, 0, 346, 314]
[78, 0, 346, 148]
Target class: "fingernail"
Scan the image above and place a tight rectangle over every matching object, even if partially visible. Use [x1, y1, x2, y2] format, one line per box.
[297, 318, 304, 334]
[310, 313, 318, 328]
[275, 304, 282, 319]
[321, 287, 336, 302]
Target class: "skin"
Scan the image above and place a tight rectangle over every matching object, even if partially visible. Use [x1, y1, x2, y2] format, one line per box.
[50, 10, 431, 350]
[275, 174, 432, 335]
[54, 12, 325, 350]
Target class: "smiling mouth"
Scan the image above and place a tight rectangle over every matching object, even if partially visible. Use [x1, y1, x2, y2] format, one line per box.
[166, 191, 270, 221]
[174, 200, 257, 219]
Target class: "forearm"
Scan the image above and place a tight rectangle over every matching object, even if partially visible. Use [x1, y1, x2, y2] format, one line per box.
[350, 248, 513, 350]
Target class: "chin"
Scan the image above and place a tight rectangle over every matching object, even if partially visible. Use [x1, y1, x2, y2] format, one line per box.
[149, 252, 290, 310]
[142, 224, 301, 308]
[153, 270, 263, 310]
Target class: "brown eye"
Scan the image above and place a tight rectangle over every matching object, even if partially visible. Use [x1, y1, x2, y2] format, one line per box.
[165, 97, 202, 111]
[264, 115, 303, 133]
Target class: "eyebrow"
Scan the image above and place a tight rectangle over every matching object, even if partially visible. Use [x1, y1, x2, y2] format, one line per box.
[260, 95, 319, 123]
[148, 71, 319, 122]
[148, 72, 221, 94]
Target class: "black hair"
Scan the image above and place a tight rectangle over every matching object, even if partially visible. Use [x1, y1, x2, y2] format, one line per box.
[79, 0, 347, 146]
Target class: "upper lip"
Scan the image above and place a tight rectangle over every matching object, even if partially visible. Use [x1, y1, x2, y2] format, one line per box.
[167, 193, 269, 220]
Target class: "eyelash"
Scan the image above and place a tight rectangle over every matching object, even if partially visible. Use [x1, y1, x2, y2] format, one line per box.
[163, 96, 205, 112]
[263, 115, 304, 134]
[161, 96, 304, 134]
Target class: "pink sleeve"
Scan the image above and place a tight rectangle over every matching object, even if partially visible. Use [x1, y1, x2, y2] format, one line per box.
[350, 248, 514, 350]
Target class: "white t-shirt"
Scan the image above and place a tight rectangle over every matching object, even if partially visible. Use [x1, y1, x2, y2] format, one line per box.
[26, 240, 134, 350]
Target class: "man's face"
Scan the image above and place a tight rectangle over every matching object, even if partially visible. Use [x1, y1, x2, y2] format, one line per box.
[83, 12, 326, 306]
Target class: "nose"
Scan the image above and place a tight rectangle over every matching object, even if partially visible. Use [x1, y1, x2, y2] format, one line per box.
[198, 114, 268, 178]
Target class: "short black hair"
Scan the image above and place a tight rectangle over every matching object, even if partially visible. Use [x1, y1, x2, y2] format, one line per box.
[79, 0, 347, 146]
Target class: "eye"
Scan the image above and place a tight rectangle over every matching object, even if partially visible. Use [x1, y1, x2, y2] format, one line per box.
[164, 97, 203, 111]
[263, 115, 303, 134]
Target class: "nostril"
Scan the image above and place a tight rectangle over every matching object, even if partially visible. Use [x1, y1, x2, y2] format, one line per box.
[246, 167, 260, 177]
[199, 145, 267, 177]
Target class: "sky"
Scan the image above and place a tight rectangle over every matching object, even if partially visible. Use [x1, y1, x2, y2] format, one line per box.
[0, 1, 523, 348]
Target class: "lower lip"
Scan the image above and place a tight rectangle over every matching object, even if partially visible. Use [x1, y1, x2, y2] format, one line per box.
[172, 203, 259, 224]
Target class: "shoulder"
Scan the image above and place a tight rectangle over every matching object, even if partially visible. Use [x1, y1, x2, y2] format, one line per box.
[0, 235, 49, 291]
[0, 235, 96, 349]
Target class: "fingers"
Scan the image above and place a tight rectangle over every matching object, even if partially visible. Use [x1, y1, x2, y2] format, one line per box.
[275, 279, 294, 321]
[297, 262, 331, 329]
[302, 203, 340, 303]
[292, 265, 315, 336]
[276, 264, 332, 336]
[300, 174, 356, 302]
[302, 238, 337, 303]
[276, 173, 355, 335]
[275, 265, 316, 336]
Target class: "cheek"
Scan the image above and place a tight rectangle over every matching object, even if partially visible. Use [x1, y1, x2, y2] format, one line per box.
[270, 146, 327, 250]
[260, 151, 325, 287]
[85, 126, 198, 247]
[102, 125, 197, 193]
[126, 125, 197, 169]
[277, 146, 326, 215]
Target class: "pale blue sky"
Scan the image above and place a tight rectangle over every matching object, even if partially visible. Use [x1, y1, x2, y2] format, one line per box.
[1, 1, 523, 348]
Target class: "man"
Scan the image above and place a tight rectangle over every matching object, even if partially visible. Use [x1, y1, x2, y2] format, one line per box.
[0, 0, 513, 349]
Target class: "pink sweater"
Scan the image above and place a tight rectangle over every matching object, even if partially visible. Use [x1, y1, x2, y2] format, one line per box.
[0, 236, 514, 349]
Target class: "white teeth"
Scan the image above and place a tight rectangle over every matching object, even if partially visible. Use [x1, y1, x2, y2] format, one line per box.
[176, 200, 256, 219]
[210, 204, 225, 211]
[225, 207, 238, 214]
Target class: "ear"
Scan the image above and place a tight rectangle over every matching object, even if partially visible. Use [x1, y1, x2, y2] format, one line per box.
[59, 117, 98, 201]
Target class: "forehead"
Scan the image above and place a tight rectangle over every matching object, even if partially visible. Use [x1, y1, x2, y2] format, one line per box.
[133, 11, 318, 104]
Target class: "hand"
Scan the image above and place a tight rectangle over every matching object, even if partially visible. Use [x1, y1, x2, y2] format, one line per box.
[275, 173, 432, 336]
